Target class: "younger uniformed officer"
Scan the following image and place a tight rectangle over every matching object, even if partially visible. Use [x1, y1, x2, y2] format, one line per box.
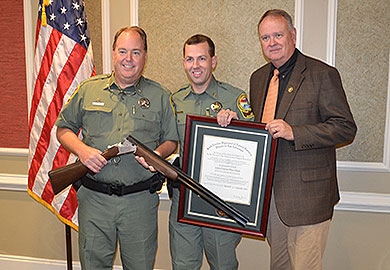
[170, 34, 254, 270]
[55, 26, 178, 270]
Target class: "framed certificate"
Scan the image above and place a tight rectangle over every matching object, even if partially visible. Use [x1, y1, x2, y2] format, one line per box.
[178, 115, 277, 237]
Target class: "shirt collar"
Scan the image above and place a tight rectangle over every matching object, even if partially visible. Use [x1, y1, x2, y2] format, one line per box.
[104, 72, 143, 95]
[271, 48, 298, 75]
[183, 75, 218, 100]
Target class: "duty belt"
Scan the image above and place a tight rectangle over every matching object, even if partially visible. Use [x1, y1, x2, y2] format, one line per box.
[81, 173, 165, 196]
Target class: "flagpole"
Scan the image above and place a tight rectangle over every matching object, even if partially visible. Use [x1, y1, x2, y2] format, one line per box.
[65, 224, 73, 270]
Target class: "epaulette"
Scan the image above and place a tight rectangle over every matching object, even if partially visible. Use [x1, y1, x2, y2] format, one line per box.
[65, 74, 109, 103]
[142, 77, 171, 94]
[79, 73, 111, 87]
[216, 80, 243, 95]
[143, 76, 162, 87]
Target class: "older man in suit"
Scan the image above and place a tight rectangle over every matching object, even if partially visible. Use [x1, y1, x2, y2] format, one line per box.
[250, 9, 357, 270]
[219, 8, 356, 270]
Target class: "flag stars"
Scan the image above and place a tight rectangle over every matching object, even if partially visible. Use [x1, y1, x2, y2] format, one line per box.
[80, 34, 87, 42]
[76, 18, 84, 26]
[37, 0, 90, 48]
[72, 2, 80, 10]
[63, 22, 70, 30]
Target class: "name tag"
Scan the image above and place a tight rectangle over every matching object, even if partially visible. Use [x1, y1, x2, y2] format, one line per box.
[92, 101, 105, 106]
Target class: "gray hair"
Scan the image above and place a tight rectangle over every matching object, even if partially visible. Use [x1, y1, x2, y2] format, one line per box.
[258, 9, 294, 32]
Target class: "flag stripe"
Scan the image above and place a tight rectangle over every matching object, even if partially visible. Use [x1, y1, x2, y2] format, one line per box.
[59, 188, 78, 219]
[29, 27, 62, 133]
[34, 18, 41, 50]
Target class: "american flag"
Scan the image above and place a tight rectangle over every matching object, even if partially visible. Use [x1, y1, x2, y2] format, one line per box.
[27, 0, 95, 229]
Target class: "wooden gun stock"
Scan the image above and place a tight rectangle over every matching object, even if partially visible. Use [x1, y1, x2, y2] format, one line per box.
[48, 146, 120, 195]
[127, 135, 249, 227]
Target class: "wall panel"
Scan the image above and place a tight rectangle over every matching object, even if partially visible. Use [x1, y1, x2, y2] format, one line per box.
[336, 0, 390, 162]
[139, 0, 294, 93]
[0, 0, 28, 148]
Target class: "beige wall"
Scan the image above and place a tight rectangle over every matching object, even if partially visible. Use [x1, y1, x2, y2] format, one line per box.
[1, 0, 389, 269]
[139, 0, 294, 94]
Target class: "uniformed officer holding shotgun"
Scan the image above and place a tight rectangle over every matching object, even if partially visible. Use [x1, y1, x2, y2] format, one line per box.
[55, 26, 178, 270]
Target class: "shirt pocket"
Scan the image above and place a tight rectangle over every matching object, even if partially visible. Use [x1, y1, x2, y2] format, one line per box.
[132, 110, 160, 144]
[83, 105, 113, 137]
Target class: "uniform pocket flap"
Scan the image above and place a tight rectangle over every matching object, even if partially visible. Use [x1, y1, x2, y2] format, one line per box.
[132, 110, 158, 122]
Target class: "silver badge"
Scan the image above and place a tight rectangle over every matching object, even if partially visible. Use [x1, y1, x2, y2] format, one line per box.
[210, 101, 222, 112]
[138, 97, 150, 109]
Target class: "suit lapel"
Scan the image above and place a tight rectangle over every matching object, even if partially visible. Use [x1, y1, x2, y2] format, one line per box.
[276, 53, 306, 119]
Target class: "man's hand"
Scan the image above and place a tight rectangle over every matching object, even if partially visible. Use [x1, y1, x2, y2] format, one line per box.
[217, 109, 238, 127]
[135, 155, 157, 172]
[265, 119, 294, 140]
[78, 146, 108, 173]
[56, 127, 108, 173]
[135, 140, 177, 173]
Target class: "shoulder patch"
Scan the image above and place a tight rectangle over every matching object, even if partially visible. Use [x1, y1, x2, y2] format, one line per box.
[237, 93, 254, 119]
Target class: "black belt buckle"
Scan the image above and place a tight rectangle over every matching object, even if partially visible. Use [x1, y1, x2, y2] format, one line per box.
[108, 183, 125, 196]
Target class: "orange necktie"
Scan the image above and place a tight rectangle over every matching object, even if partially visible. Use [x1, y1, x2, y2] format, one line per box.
[261, 69, 279, 124]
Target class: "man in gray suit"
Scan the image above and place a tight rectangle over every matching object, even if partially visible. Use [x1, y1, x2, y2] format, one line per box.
[252, 9, 356, 270]
[219, 8, 356, 270]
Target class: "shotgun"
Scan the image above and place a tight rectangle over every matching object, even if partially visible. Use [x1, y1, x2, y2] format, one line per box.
[49, 136, 248, 226]
[48, 139, 136, 195]
[127, 135, 249, 227]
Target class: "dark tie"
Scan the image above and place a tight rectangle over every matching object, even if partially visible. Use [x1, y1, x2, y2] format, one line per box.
[261, 69, 279, 124]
